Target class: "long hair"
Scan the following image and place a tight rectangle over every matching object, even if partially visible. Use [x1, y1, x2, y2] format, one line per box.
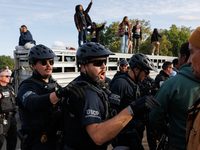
[153, 28, 158, 34]
[90, 22, 97, 37]
[120, 16, 130, 27]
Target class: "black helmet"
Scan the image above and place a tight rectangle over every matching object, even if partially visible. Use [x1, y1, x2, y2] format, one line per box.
[129, 53, 157, 72]
[120, 59, 128, 65]
[28, 44, 57, 64]
[76, 42, 114, 65]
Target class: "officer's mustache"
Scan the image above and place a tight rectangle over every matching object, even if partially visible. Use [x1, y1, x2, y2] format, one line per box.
[45, 67, 52, 71]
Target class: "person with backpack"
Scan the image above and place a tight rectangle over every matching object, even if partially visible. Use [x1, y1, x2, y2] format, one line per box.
[150, 42, 200, 150]
[186, 26, 200, 150]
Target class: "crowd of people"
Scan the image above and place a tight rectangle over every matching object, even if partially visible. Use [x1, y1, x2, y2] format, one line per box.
[1, 0, 200, 150]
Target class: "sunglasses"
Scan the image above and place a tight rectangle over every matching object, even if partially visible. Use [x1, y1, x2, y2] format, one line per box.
[1, 75, 10, 78]
[40, 60, 54, 66]
[88, 59, 107, 66]
[144, 70, 150, 75]
[120, 64, 127, 67]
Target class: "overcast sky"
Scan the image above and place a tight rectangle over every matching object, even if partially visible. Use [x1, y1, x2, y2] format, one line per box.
[0, 0, 200, 57]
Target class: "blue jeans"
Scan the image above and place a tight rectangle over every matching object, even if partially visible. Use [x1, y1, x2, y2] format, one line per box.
[78, 29, 87, 47]
[120, 35, 129, 53]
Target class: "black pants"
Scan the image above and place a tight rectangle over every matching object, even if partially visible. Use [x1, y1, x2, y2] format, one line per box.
[0, 116, 17, 150]
[20, 134, 58, 150]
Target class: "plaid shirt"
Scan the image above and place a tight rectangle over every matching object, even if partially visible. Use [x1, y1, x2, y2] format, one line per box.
[118, 25, 131, 37]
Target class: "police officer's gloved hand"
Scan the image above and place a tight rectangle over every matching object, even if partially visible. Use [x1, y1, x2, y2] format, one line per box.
[55, 81, 90, 99]
[130, 96, 161, 117]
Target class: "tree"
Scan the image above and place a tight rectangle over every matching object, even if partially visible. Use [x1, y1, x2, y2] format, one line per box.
[140, 34, 172, 56]
[162, 25, 193, 56]
[0, 55, 14, 70]
[98, 19, 151, 53]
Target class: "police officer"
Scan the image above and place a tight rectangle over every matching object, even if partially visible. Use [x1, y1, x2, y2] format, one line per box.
[62, 42, 159, 150]
[113, 59, 129, 79]
[109, 53, 158, 150]
[17, 44, 88, 150]
[0, 70, 17, 150]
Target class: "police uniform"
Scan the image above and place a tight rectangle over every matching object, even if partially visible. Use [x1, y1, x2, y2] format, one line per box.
[17, 73, 61, 150]
[112, 71, 128, 79]
[0, 84, 17, 150]
[109, 72, 144, 150]
[63, 72, 109, 150]
[155, 70, 170, 88]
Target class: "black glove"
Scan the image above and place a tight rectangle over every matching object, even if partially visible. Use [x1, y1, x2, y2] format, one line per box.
[55, 81, 90, 99]
[130, 96, 161, 117]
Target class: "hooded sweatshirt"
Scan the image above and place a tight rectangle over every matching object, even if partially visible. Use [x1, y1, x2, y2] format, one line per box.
[149, 63, 200, 150]
[19, 30, 33, 46]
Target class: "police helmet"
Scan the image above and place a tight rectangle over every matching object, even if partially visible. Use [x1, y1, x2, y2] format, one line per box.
[76, 42, 114, 65]
[120, 59, 128, 65]
[28, 44, 57, 64]
[129, 53, 157, 72]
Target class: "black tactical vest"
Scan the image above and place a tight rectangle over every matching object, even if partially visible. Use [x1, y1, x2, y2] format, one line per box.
[0, 85, 16, 113]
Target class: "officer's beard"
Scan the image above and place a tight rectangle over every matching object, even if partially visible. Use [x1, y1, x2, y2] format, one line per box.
[92, 71, 106, 85]
[93, 76, 105, 85]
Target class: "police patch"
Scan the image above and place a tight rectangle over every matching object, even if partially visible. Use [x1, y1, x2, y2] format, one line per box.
[22, 91, 35, 101]
[109, 94, 120, 102]
[85, 109, 101, 119]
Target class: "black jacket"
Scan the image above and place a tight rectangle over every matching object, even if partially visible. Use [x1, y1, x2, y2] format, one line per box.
[74, 2, 92, 30]
[132, 25, 142, 39]
[112, 71, 128, 80]
[155, 70, 170, 88]
[87, 25, 105, 43]
[151, 32, 162, 43]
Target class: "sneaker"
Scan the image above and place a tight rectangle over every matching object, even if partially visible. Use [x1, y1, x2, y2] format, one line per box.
[157, 54, 159, 56]
[152, 53, 154, 56]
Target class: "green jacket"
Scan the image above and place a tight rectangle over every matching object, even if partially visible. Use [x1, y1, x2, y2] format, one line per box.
[149, 63, 200, 150]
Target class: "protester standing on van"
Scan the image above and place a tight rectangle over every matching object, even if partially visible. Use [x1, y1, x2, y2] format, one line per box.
[132, 21, 142, 53]
[87, 22, 106, 43]
[151, 28, 162, 56]
[127, 24, 133, 54]
[118, 16, 131, 53]
[74, 0, 93, 46]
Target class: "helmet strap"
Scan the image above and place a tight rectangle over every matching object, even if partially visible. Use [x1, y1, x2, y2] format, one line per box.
[84, 65, 89, 75]
[34, 68, 48, 80]
[133, 68, 141, 83]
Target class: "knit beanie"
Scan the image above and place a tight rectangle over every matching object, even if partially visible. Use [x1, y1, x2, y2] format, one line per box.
[188, 27, 200, 49]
